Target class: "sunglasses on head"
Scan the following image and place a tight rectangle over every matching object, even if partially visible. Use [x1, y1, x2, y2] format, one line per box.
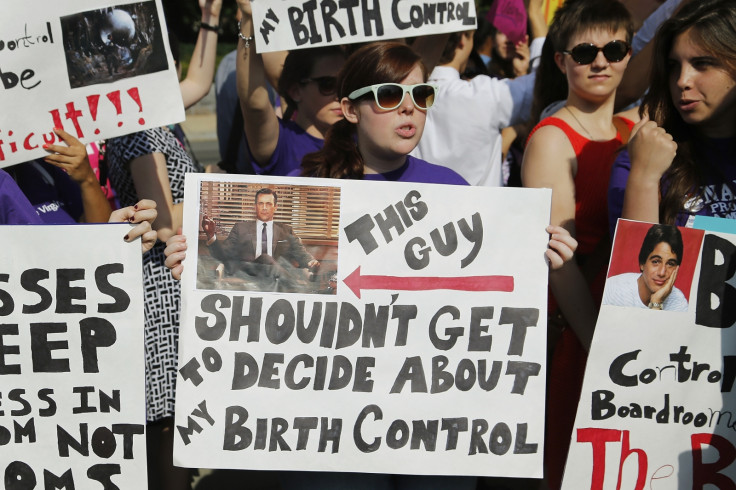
[300, 76, 337, 96]
[563, 40, 631, 65]
[348, 83, 438, 111]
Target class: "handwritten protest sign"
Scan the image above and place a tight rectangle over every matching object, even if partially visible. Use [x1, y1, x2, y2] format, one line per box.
[561, 219, 736, 488]
[0, 224, 146, 489]
[251, 0, 477, 53]
[174, 174, 551, 477]
[0, 0, 183, 168]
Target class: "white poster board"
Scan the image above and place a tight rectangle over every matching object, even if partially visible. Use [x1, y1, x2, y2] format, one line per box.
[0, 224, 146, 489]
[0, 0, 183, 168]
[562, 219, 736, 488]
[251, 0, 477, 53]
[174, 174, 551, 477]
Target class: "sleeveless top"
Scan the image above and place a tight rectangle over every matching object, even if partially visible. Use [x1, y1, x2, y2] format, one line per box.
[528, 115, 634, 490]
[528, 116, 634, 256]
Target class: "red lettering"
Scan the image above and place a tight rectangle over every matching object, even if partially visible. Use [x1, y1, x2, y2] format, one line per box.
[23, 132, 37, 150]
[64, 102, 84, 138]
[616, 430, 647, 490]
[49, 109, 64, 133]
[577, 427, 622, 490]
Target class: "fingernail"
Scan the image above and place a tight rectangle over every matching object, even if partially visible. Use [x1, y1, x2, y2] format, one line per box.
[54, 127, 62, 132]
[42, 144, 49, 149]
[134, 204, 139, 210]
[124, 234, 130, 241]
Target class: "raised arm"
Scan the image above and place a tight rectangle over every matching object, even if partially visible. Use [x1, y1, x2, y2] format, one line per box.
[528, 0, 548, 41]
[179, 0, 222, 109]
[43, 128, 112, 223]
[236, 0, 281, 166]
[129, 152, 182, 243]
[522, 127, 598, 351]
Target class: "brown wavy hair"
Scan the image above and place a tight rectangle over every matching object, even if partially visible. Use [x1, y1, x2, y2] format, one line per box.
[641, 0, 736, 224]
[300, 42, 426, 179]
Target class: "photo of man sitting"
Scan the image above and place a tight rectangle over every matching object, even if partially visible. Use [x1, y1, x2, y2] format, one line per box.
[201, 188, 320, 290]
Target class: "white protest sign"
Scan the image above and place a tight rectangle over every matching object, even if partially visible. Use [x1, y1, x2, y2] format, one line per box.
[561, 219, 736, 488]
[0, 224, 146, 489]
[0, 0, 183, 168]
[174, 174, 551, 477]
[251, 0, 477, 53]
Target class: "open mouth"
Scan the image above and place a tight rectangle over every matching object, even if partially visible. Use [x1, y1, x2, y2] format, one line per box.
[396, 124, 416, 138]
[678, 99, 699, 111]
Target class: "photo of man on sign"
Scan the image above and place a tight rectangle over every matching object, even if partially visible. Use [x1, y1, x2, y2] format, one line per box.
[603, 221, 702, 312]
[196, 182, 340, 294]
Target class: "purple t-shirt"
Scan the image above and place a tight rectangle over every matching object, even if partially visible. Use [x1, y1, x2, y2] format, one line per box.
[248, 118, 323, 176]
[608, 148, 631, 235]
[609, 138, 736, 231]
[9, 160, 82, 224]
[288, 155, 469, 185]
[362, 156, 468, 185]
[0, 169, 43, 224]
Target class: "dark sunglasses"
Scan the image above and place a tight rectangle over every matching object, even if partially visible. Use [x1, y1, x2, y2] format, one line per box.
[563, 40, 631, 65]
[300, 76, 337, 96]
[348, 83, 438, 111]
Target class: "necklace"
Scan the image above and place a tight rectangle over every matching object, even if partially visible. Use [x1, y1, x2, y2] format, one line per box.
[564, 105, 595, 141]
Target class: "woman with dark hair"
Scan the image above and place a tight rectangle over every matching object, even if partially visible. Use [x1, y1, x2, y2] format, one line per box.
[619, 0, 736, 226]
[236, 0, 346, 177]
[521, 0, 634, 487]
[297, 42, 467, 184]
[523, 0, 634, 347]
[603, 224, 688, 310]
[294, 39, 576, 490]
[166, 40, 578, 490]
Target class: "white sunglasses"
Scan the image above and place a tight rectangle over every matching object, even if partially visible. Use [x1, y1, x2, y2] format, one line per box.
[348, 83, 438, 110]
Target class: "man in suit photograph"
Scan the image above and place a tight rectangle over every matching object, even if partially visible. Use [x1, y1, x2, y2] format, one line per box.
[202, 188, 319, 287]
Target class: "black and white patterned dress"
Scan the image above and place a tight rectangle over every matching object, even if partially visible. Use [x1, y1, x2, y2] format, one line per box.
[106, 127, 203, 421]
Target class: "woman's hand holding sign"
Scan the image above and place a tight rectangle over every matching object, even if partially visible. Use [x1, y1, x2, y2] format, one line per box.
[110, 199, 158, 253]
[546, 225, 578, 271]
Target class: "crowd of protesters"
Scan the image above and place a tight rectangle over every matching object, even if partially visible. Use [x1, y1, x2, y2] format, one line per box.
[2, 0, 735, 488]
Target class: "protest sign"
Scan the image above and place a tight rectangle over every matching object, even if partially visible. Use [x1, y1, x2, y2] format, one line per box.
[0, 224, 146, 489]
[0, 0, 183, 168]
[251, 0, 477, 53]
[173, 174, 551, 477]
[561, 219, 736, 488]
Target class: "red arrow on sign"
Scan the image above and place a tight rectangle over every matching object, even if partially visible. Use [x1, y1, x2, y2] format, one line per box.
[343, 266, 515, 299]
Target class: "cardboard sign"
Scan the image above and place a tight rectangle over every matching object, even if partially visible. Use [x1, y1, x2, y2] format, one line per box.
[0, 224, 146, 489]
[562, 219, 736, 488]
[0, 0, 183, 168]
[251, 0, 477, 53]
[173, 174, 552, 477]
